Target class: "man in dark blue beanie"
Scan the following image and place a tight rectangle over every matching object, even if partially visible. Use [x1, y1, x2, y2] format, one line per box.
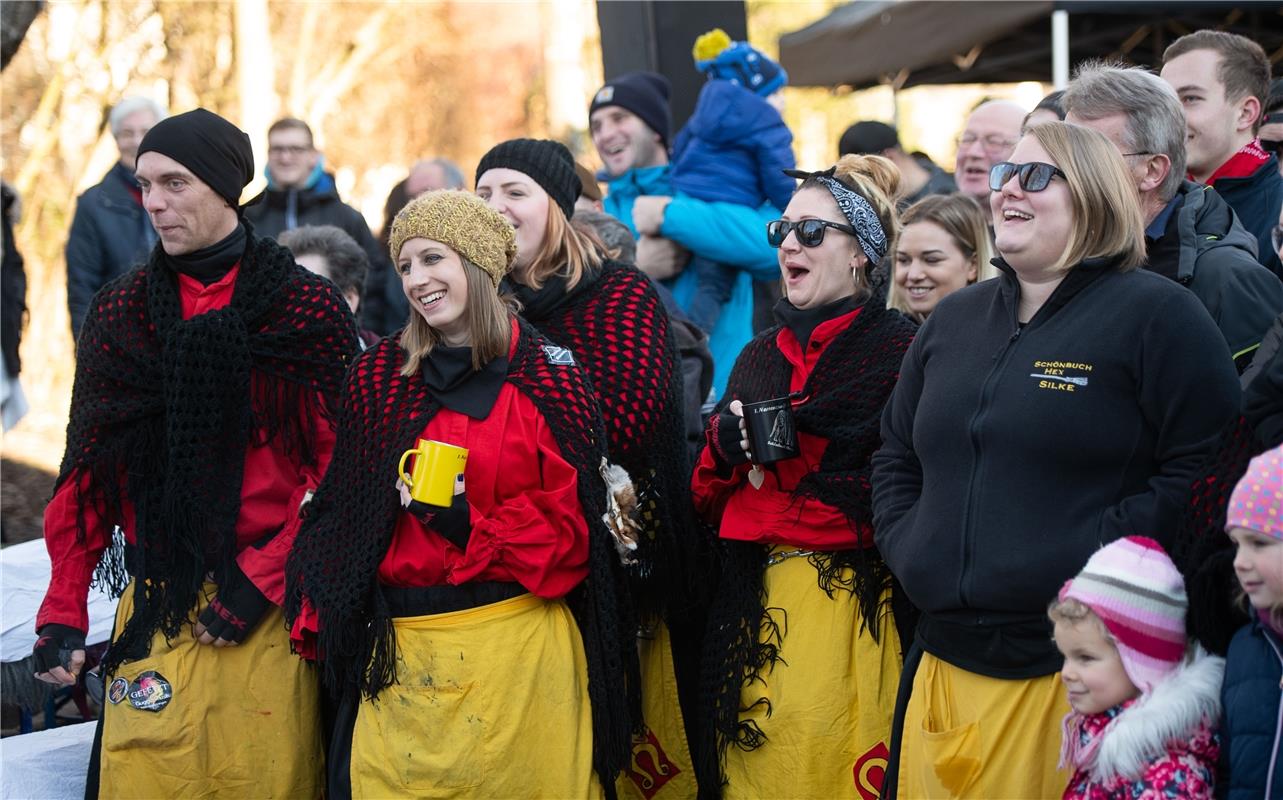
[589, 71, 673, 178]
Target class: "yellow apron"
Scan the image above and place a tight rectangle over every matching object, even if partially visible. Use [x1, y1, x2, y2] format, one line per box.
[897, 652, 1070, 799]
[349, 592, 602, 799]
[98, 581, 323, 799]
[616, 619, 698, 800]
[723, 549, 902, 800]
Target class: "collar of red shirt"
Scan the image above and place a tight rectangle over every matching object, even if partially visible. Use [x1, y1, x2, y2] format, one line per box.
[1199, 138, 1270, 186]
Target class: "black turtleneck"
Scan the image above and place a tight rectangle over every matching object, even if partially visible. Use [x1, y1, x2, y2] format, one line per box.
[773, 293, 860, 350]
[421, 345, 508, 419]
[163, 222, 247, 286]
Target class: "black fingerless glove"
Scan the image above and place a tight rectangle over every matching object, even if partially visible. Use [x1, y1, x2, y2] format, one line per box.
[710, 409, 751, 467]
[408, 491, 472, 551]
[197, 561, 271, 644]
[33, 624, 86, 674]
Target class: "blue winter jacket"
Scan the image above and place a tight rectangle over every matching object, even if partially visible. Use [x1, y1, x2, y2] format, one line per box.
[604, 165, 779, 398]
[1220, 616, 1283, 800]
[669, 80, 796, 212]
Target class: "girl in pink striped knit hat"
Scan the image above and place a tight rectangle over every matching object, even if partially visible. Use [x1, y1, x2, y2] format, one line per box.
[1050, 536, 1224, 799]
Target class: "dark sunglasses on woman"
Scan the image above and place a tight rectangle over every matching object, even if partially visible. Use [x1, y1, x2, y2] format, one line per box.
[989, 161, 1067, 193]
[766, 218, 857, 248]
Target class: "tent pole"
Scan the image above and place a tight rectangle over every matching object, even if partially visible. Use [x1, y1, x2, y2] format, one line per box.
[1052, 9, 1069, 89]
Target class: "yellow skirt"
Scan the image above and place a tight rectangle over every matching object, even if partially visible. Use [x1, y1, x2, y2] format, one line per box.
[897, 652, 1070, 799]
[723, 549, 902, 800]
[98, 581, 323, 799]
[616, 619, 698, 800]
[349, 592, 602, 799]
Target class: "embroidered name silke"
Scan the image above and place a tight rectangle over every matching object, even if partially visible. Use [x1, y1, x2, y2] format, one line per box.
[1030, 359, 1093, 392]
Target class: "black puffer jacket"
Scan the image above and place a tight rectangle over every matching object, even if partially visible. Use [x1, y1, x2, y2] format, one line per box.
[1145, 181, 1283, 370]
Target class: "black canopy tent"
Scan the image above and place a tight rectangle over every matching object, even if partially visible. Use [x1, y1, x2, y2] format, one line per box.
[779, 1, 1283, 90]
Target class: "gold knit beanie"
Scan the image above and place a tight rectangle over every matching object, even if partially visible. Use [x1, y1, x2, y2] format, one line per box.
[388, 190, 517, 287]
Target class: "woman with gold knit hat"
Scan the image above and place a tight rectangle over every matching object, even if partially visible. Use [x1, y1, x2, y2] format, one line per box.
[285, 190, 639, 798]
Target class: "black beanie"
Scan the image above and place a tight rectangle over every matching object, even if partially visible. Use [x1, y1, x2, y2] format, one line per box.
[838, 121, 900, 157]
[136, 108, 255, 209]
[589, 71, 672, 148]
[475, 138, 581, 220]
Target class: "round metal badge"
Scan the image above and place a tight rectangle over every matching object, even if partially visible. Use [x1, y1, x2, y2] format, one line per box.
[107, 677, 129, 705]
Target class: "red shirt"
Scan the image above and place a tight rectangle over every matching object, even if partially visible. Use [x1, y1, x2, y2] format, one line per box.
[37, 266, 337, 632]
[290, 320, 588, 657]
[691, 307, 872, 550]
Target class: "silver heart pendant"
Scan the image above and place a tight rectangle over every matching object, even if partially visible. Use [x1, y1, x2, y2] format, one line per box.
[747, 465, 764, 490]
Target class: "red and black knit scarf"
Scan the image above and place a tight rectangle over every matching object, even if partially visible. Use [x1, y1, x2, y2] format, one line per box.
[699, 291, 917, 773]
[511, 260, 699, 620]
[284, 320, 641, 788]
[57, 234, 357, 675]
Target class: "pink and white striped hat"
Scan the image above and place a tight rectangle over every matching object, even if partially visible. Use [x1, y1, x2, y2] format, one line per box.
[1059, 536, 1187, 694]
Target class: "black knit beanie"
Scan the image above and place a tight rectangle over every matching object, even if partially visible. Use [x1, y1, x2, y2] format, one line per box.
[475, 138, 581, 220]
[589, 71, 672, 148]
[136, 108, 254, 209]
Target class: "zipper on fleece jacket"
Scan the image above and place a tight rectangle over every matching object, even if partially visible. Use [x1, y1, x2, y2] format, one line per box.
[956, 321, 1024, 608]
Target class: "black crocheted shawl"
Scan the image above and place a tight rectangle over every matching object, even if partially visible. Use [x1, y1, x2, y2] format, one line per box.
[283, 320, 641, 788]
[57, 234, 357, 676]
[699, 291, 916, 776]
[513, 260, 698, 619]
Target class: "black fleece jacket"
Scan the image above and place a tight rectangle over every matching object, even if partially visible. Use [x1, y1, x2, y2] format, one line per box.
[872, 257, 1240, 677]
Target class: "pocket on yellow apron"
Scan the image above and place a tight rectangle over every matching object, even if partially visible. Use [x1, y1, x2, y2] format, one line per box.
[919, 717, 981, 797]
[100, 648, 196, 754]
[361, 678, 488, 793]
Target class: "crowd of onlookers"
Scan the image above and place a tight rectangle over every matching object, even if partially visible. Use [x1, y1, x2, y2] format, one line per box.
[8, 20, 1283, 800]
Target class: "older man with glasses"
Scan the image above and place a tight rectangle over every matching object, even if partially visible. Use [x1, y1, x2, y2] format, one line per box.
[953, 100, 1026, 227]
[1063, 61, 1283, 374]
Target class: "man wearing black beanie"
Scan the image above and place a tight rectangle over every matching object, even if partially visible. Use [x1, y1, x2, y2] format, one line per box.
[34, 106, 356, 797]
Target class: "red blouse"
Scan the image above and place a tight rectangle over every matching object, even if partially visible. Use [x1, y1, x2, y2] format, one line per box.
[691, 307, 873, 550]
[37, 266, 337, 632]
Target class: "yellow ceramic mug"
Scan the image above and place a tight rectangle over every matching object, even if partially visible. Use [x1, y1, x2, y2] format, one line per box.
[398, 439, 469, 507]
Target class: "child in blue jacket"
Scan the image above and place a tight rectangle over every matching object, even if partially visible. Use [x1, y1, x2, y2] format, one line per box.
[670, 29, 796, 333]
[1221, 443, 1283, 800]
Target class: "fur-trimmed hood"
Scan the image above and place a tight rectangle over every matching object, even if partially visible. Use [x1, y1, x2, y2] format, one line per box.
[1069, 646, 1224, 782]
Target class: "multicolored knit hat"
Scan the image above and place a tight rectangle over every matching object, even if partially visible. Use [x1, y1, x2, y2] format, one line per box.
[388, 190, 516, 288]
[1225, 443, 1283, 540]
[1058, 536, 1188, 694]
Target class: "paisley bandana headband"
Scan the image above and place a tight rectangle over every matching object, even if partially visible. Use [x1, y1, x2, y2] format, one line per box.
[786, 167, 888, 264]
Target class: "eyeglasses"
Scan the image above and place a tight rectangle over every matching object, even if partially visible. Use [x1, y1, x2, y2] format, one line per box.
[989, 161, 1067, 192]
[766, 218, 857, 248]
[268, 144, 312, 157]
[956, 133, 1018, 155]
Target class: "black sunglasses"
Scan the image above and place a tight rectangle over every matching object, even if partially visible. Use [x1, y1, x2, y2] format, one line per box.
[989, 161, 1067, 192]
[766, 219, 857, 248]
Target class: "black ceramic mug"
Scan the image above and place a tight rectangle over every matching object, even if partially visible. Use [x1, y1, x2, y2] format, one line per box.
[742, 397, 801, 464]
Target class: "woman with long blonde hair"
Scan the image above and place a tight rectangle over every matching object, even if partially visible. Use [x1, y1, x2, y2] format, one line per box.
[286, 190, 637, 799]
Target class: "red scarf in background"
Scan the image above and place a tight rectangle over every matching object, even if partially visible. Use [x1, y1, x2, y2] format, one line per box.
[1200, 138, 1270, 185]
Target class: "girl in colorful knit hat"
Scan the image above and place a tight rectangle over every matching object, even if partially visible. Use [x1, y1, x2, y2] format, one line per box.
[1050, 536, 1224, 799]
[1220, 443, 1283, 799]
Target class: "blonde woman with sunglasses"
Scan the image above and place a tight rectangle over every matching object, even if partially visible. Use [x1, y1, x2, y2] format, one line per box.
[872, 121, 1241, 798]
